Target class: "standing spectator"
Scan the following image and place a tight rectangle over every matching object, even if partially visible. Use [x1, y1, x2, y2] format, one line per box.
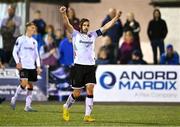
[117, 31, 137, 64]
[0, 4, 21, 65]
[40, 34, 59, 70]
[32, 26, 45, 52]
[101, 8, 123, 63]
[32, 10, 46, 36]
[128, 50, 147, 64]
[160, 44, 179, 65]
[58, 31, 73, 66]
[67, 7, 80, 31]
[55, 29, 64, 47]
[124, 12, 142, 57]
[147, 9, 168, 64]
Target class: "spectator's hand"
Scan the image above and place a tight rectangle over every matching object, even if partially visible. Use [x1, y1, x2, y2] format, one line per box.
[59, 6, 66, 14]
[50, 48, 56, 55]
[37, 67, 42, 75]
[16, 63, 22, 70]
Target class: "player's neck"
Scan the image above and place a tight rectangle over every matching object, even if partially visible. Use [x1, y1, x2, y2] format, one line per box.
[25, 33, 32, 38]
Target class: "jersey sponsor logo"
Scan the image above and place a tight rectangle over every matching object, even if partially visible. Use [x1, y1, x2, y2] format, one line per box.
[79, 40, 93, 47]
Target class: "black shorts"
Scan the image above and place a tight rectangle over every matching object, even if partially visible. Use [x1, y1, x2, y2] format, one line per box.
[19, 69, 37, 82]
[71, 64, 97, 89]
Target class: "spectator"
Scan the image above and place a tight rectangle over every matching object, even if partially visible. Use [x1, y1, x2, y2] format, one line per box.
[55, 29, 64, 47]
[147, 9, 168, 64]
[124, 12, 142, 57]
[117, 31, 137, 64]
[101, 8, 123, 63]
[128, 50, 147, 64]
[44, 25, 55, 43]
[40, 34, 59, 70]
[32, 10, 46, 36]
[67, 7, 80, 31]
[58, 30, 73, 66]
[98, 36, 115, 64]
[160, 44, 179, 65]
[96, 46, 110, 65]
[32, 26, 45, 52]
[0, 4, 21, 65]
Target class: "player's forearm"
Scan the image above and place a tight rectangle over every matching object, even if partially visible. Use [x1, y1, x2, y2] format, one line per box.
[61, 13, 73, 33]
[101, 16, 119, 33]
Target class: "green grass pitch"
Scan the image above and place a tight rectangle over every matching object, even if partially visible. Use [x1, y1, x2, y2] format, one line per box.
[0, 101, 180, 126]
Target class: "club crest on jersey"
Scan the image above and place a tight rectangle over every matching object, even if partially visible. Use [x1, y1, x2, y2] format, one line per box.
[33, 42, 35, 45]
[88, 34, 92, 38]
[15, 42, 19, 46]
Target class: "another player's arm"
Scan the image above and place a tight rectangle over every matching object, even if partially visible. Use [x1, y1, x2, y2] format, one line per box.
[12, 39, 22, 70]
[101, 11, 121, 34]
[59, 6, 74, 34]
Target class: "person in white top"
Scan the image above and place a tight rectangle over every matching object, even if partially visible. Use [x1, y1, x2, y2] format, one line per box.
[10, 22, 42, 112]
[59, 6, 121, 122]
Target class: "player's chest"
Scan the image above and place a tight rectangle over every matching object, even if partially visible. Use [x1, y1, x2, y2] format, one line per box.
[21, 40, 36, 51]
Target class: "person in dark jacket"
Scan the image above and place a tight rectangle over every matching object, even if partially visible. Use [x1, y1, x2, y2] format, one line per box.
[160, 44, 179, 65]
[147, 9, 168, 64]
[102, 8, 123, 63]
[124, 12, 142, 57]
[32, 10, 46, 36]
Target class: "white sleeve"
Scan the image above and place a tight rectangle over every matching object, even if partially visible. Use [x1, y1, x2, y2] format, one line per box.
[35, 41, 41, 67]
[12, 38, 21, 64]
[72, 29, 79, 37]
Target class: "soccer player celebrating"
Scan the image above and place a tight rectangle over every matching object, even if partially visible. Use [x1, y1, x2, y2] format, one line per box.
[11, 22, 41, 112]
[59, 6, 121, 122]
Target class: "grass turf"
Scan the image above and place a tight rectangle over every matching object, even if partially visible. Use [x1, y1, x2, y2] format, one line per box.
[0, 101, 180, 126]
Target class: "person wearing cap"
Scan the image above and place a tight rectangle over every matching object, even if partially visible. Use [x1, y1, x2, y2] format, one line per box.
[160, 44, 179, 65]
[128, 50, 147, 64]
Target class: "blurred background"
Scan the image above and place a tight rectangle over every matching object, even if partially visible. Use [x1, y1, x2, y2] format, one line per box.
[0, 0, 180, 102]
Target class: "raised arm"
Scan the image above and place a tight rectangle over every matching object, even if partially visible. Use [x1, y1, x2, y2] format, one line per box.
[101, 11, 122, 34]
[59, 6, 74, 34]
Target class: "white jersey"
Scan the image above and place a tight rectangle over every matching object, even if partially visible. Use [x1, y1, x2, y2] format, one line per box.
[12, 35, 40, 69]
[72, 29, 102, 65]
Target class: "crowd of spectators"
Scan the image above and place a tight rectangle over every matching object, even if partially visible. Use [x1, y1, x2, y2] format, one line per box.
[0, 4, 179, 67]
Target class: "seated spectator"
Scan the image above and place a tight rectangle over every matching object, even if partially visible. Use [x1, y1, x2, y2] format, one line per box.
[99, 36, 115, 64]
[160, 44, 179, 65]
[128, 50, 147, 64]
[55, 29, 64, 47]
[117, 31, 137, 64]
[58, 31, 73, 66]
[40, 35, 59, 70]
[44, 25, 55, 43]
[96, 46, 110, 65]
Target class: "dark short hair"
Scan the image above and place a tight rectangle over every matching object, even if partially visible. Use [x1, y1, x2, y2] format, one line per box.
[166, 44, 173, 49]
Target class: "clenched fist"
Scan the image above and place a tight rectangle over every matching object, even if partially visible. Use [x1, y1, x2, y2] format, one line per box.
[59, 6, 66, 14]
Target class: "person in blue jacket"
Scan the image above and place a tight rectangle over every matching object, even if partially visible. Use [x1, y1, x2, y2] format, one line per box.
[160, 44, 179, 65]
